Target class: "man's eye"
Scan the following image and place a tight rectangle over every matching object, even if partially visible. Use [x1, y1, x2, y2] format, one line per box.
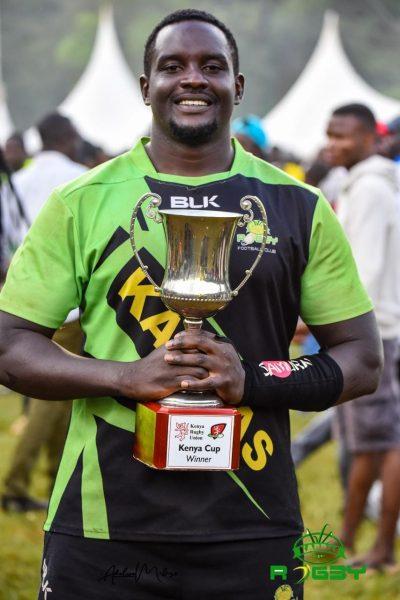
[163, 64, 180, 72]
[203, 65, 222, 73]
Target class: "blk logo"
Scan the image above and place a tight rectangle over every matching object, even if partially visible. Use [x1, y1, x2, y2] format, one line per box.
[170, 195, 220, 209]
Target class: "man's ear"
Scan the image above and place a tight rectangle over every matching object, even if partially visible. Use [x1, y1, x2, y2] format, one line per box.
[140, 74, 151, 106]
[234, 73, 245, 106]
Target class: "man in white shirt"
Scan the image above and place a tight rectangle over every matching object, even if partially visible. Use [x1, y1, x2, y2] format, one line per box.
[3, 113, 86, 255]
[1, 113, 86, 513]
[327, 103, 400, 571]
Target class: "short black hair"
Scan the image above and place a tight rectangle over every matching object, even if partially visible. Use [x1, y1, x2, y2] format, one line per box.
[37, 112, 76, 145]
[144, 9, 239, 77]
[332, 103, 376, 132]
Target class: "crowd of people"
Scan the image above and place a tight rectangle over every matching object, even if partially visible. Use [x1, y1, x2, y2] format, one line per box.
[0, 7, 399, 597]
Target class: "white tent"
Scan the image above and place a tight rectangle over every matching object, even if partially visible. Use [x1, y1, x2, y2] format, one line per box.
[263, 11, 400, 159]
[0, 6, 14, 144]
[0, 86, 13, 145]
[59, 4, 150, 154]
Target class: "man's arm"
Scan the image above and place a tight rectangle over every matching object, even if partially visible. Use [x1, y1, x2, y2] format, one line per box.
[308, 310, 383, 404]
[0, 311, 208, 401]
[163, 311, 383, 407]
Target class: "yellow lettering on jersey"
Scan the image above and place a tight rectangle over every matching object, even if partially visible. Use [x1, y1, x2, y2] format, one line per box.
[238, 406, 253, 440]
[118, 267, 180, 347]
[140, 312, 180, 348]
[118, 268, 159, 321]
[242, 431, 274, 471]
[238, 406, 274, 471]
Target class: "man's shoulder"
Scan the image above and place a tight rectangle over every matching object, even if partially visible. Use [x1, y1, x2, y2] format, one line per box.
[348, 155, 397, 188]
[55, 151, 142, 202]
[345, 155, 398, 207]
[12, 153, 85, 191]
[243, 151, 319, 199]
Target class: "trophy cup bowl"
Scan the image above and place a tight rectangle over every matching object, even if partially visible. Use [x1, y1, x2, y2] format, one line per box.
[158, 209, 242, 322]
[130, 193, 268, 470]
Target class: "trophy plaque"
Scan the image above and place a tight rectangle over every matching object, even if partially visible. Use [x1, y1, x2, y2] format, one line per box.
[130, 193, 268, 470]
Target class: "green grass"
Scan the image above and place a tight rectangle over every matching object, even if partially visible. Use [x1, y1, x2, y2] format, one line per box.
[0, 395, 399, 599]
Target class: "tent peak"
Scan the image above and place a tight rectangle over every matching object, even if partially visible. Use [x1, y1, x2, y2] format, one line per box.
[57, 2, 150, 154]
[263, 9, 400, 158]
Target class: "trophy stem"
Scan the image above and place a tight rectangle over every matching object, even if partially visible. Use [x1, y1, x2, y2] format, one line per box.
[158, 316, 223, 408]
[159, 317, 224, 408]
[183, 317, 203, 330]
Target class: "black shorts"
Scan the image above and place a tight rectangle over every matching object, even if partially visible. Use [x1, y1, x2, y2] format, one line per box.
[38, 531, 304, 599]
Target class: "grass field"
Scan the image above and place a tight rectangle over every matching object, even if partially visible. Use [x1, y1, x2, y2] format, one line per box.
[0, 391, 399, 599]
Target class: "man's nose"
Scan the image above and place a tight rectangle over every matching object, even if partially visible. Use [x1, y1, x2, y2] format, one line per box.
[180, 65, 208, 88]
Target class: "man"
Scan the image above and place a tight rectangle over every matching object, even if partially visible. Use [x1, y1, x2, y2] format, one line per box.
[3, 132, 30, 173]
[326, 103, 400, 571]
[0, 11, 381, 599]
[1, 112, 85, 512]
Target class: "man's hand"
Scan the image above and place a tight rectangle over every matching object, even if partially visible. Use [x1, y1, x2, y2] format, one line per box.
[0, 312, 208, 402]
[121, 345, 209, 402]
[163, 331, 245, 405]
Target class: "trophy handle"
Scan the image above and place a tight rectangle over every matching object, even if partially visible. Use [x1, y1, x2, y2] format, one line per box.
[130, 192, 163, 292]
[231, 195, 268, 297]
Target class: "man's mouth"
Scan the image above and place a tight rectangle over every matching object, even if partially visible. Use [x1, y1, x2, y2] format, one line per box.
[173, 97, 213, 113]
[177, 99, 209, 107]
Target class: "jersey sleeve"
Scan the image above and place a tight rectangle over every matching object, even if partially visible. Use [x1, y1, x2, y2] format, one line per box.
[0, 190, 87, 328]
[300, 192, 373, 325]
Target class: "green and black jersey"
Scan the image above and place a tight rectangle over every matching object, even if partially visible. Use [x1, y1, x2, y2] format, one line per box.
[0, 138, 372, 542]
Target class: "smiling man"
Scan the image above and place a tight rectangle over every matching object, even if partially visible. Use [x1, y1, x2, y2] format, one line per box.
[0, 10, 382, 600]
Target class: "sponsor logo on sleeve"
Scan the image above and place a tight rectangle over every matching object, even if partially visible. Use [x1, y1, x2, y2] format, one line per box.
[259, 358, 313, 378]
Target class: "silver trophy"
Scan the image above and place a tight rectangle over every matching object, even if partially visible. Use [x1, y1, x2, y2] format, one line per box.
[130, 193, 268, 409]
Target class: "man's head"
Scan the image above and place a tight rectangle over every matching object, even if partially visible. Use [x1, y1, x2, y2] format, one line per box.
[4, 133, 29, 172]
[326, 103, 376, 169]
[37, 112, 81, 161]
[140, 9, 244, 147]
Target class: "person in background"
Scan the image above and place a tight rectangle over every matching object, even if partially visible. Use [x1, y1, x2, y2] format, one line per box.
[3, 133, 30, 173]
[1, 112, 86, 513]
[78, 139, 109, 169]
[327, 102, 400, 572]
[232, 114, 269, 159]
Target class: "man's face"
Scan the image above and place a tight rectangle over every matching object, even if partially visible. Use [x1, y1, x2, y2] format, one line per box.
[4, 138, 27, 172]
[141, 20, 244, 146]
[326, 114, 375, 169]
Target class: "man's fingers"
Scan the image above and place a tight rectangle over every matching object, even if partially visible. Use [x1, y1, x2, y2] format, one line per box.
[164, 350, 209, 368]
[173, 330, 215, 340]
[180, 375, 218, 391]
[166, 333, 214, 353]
[176, 366, 209, 379]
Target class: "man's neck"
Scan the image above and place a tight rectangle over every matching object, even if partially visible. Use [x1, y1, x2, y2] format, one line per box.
[349, 149, 375, 170]
[145, 129, 234, 177]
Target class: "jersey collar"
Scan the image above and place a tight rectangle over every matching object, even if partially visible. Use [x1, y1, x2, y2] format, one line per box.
[128, 137, 249, 185]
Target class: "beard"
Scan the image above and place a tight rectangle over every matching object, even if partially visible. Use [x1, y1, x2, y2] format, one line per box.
[168, 118, 218, 146]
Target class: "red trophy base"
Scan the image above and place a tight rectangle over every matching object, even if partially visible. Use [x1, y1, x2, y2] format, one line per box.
[133, 402, 242, 470]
